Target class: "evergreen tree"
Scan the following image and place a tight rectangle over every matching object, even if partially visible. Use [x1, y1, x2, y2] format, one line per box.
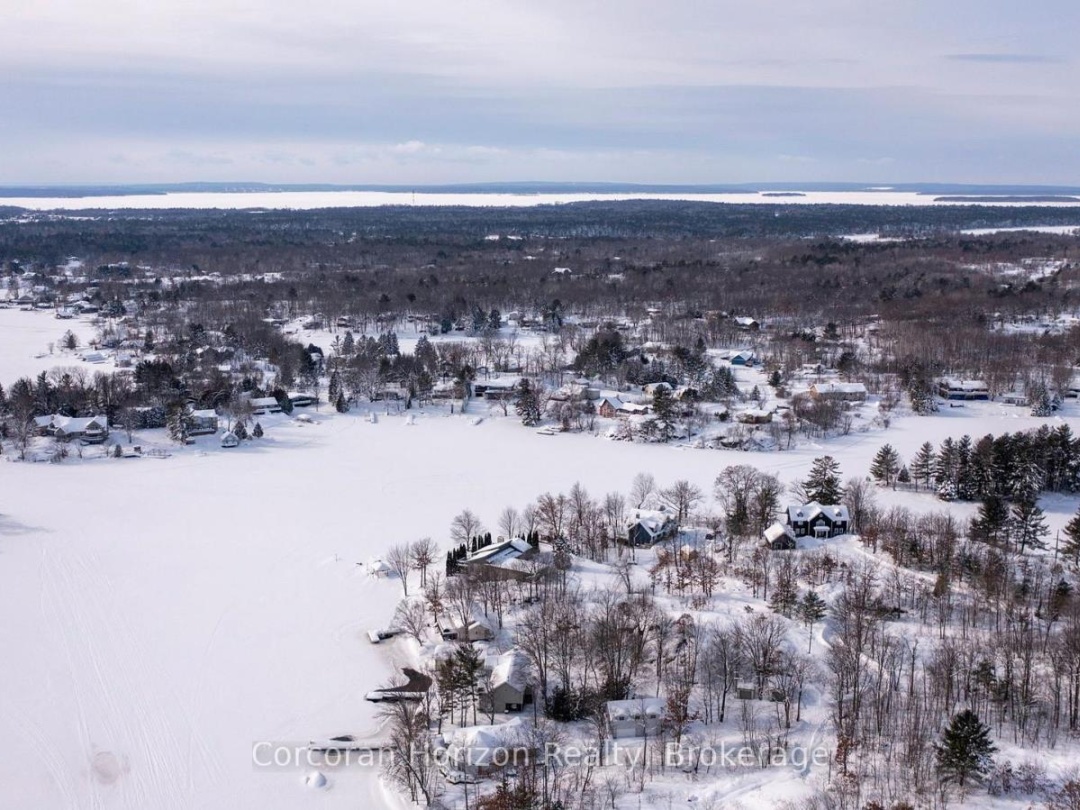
[799, 591, 828, 652]
[911, 441, 936, 491]
[514, 378, 542, 426]
[341, 330, 355, 355]
[335, 392, 349, 413]
[233, 420, 248, 440]
[969, 495, 1009, 547]
[1010, 498, 1049, 553]
[651, 385, 676, 422]
[166, 406, 192, 445]
[1062, 506, 1080, 564]
[896, 465, 911, 486]
[935, 709, 996, 788]
[802, 456, 843, 504]
[870, 444, 901, 487]
[252, 422, 264, 438]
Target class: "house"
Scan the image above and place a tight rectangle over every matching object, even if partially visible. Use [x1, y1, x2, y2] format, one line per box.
[250, 396, 282, 414]
[786, 502, 850, 538]
[287, 392, 319, 408]
[937, 379, 990, 400]
[999, 391, 1028, 406]
[729, 350, 756, 366]
[606, 698, 666, 739]
[189, 408, 219, 435]
[463, 538, 544, 582]
[625, 508, 678, 546]
[446, 717, 533, 775]
[445, 613, 498, 643]
[736, 408, 773, 425]
[734, 316, 760, 331]
[479, 650, 532, 713]
[810, 382, 867, 403]
[764, 521, 797, 550]
[616, 402, 649, 417]
[34, 414, 109, 443]
[597, 396, 624, 419]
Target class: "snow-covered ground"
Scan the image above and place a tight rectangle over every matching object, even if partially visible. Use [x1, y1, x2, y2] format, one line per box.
[4, 190, 1080, 211]
[4, 310, 1080, 808]
[0, 308, 108, 381]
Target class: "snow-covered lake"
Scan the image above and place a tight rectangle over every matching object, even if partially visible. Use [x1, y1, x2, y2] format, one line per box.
[4, 190, 1080, 211]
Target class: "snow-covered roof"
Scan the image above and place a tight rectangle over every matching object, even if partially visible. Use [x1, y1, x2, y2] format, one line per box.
[626, 508, 674, 538]
[939, 378, 988, 391]
[764, 522, 795, 543]
[448, 717, 529, 763]
[190, 408, 217, 419]
[812, 382, 867, 395]
[37, 414, 108, 433]
[787, 502, 849, 523]
[489, 650, 529, 693]
[617, 402, 649, 414]
[468, 537, 532, 566]
[606, 698, 666, 719]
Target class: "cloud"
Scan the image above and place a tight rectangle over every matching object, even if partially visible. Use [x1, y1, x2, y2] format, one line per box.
[1, 1, 1079, 183]
[945, 53, 1061, 64]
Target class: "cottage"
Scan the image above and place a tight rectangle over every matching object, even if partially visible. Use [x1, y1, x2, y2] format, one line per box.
[625, 508, 678, 547]
[480, 650, 532, 713]
[734, 316, 760, 331]
[937, 379, 990, 400]
[810, 382, 867, 402]
[34, 414, 109, 443]
[250, 396, 282, 415]
[189, 408, 219, 435]
[597, 396, 624, 419]
[616, 402, 649, 417]
[786, 502, 850, 538]
[446, 717, 533, 775]
[463, 538, 545, 582]
[287, 392, 319, 408]
[736, 408, 773, 425]
[729, 350, 756, 366]
[446, 613, 498, 643]
[605, 698, 666, 739]
[764, 521, 797, 550]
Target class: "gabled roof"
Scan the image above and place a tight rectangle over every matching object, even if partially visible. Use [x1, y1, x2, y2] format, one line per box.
[764, 522, 795, 543]
[787, 502, 849, 523]
[626, 508, 675, 538]
[489, 650, 529, 693]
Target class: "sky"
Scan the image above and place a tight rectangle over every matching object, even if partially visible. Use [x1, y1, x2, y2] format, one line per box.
[1, 0, 1078, 186]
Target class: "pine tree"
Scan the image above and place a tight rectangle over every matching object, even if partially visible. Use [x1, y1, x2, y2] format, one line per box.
[802, 456, 843, 504]
[514, 378, 542, 426]
[335, 392, 349, 413]
[911, 441, 936, 491]
[896, 465, 911, 486]
[166, 406, 192, 445]
[969, 495, 1009, 547]
[935, 709, 996, 788]
[870, 444, 901, 487]
[1062, 506, 1080, 564]
[799, 591, 827, 652]
[233, 419, 248, 440]
[1010, 498, 1049, 553]
[651, 385, 676, 422]
[252, 422, 264, 438]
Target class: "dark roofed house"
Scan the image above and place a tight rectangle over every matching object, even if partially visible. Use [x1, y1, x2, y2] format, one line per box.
[625, 508, 678, 547]
[786, 502, 850, 539]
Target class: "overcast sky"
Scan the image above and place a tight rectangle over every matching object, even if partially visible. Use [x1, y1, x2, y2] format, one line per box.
[2, 0, 1078, 185]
